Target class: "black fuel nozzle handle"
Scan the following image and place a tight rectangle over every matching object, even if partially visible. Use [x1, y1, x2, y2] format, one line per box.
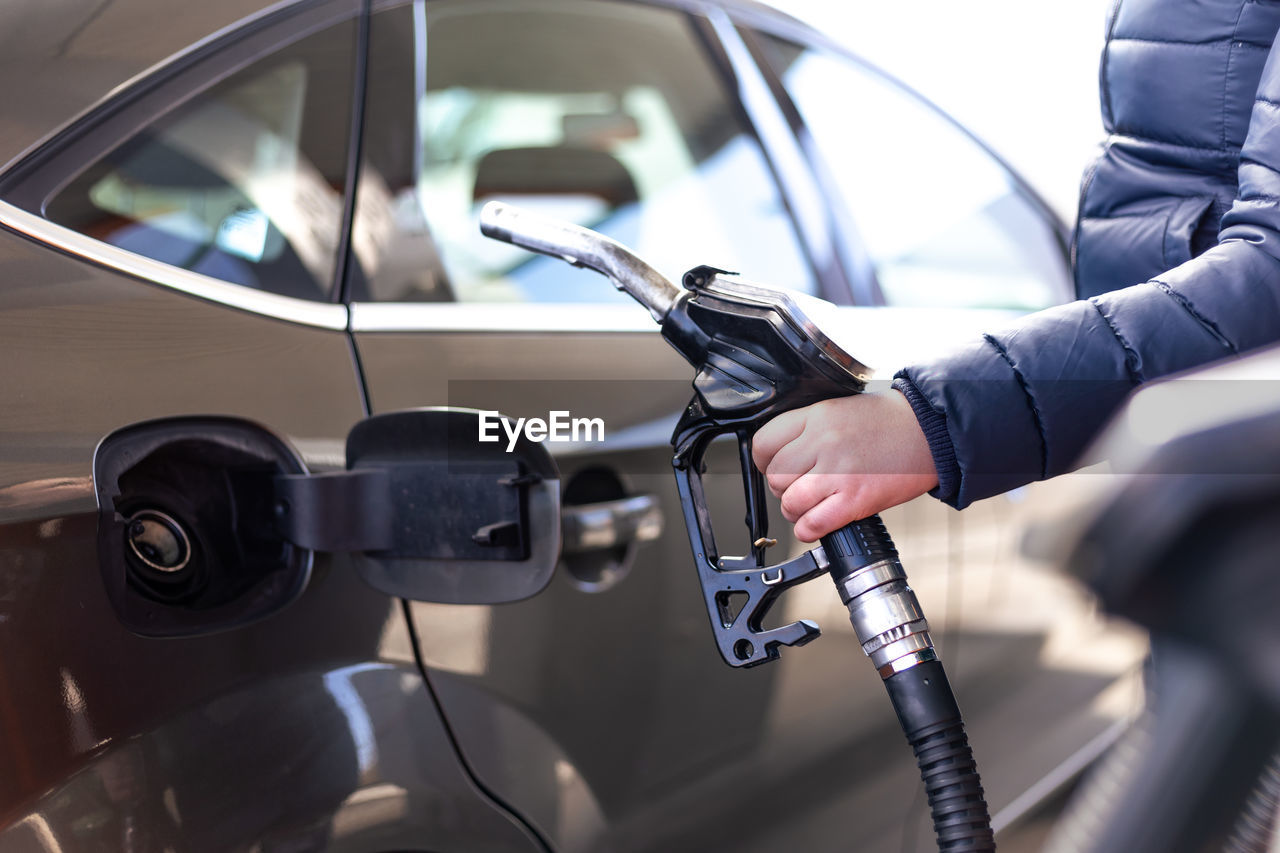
[824, 517, 994, 851]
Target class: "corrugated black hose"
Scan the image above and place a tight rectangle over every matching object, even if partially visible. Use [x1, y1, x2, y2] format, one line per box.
[823, 517, 995, 852]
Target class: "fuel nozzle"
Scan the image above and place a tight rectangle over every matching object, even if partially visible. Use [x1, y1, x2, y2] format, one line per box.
[478, 201, 681, 322]
[478, 201, 994, 852]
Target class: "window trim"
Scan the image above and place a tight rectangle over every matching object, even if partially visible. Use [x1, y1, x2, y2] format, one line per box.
[0, 0, 364, 322]
[736, 24, 885, 307]
[333, 0, 373, 304]
[695, 7, 855, 306]
[0, 197, 348, 329]
[733, 15, 1074, 308]
[344, 0, 1070, 329]
[346, 0, 836, 320]
[350, 300, 660, 333]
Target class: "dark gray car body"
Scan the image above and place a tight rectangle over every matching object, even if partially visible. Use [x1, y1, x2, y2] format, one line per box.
[0, 1, 1140, 851]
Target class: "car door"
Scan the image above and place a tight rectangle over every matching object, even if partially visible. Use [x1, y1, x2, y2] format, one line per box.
[0, 3, 540, 850]
[343, 2, 1017, 851]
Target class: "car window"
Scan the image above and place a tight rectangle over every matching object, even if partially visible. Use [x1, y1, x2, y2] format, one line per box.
[756, 34, 1069, 311]
[37, 21, 357, 302]
[349, 0, 816, 304]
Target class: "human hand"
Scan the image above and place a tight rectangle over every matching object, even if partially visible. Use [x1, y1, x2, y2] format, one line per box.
[751, 390, 938, 542]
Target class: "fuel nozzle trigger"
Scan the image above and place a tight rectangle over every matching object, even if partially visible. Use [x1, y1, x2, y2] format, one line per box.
[672, 412, 831, 667]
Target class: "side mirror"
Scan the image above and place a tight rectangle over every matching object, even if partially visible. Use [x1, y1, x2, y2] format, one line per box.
[94, 409, 560, 637]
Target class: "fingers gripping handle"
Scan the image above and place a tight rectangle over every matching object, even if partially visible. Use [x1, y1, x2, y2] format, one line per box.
[824, 517, 995, 852]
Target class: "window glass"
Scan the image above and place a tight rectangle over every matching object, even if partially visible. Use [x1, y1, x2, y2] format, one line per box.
[759, 35, 1068, 311]
[351, 0, 816, 303]
[43, 22, 357, 301]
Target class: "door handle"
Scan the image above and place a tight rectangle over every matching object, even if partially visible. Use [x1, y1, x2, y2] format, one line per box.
[560, 495, 662, 555]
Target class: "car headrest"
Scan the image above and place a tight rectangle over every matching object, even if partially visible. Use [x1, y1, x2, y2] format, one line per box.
[473, 146, 639, 208]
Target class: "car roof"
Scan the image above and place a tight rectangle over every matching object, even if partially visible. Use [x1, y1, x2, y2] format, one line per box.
[0, 0, 822, 172]
[0, 0, 289, 171]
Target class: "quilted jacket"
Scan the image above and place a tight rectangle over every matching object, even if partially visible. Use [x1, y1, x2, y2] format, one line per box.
[893, 0, 1280, 508]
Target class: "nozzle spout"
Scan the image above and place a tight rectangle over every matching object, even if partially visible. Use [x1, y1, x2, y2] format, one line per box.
[479, 201, 680, 323]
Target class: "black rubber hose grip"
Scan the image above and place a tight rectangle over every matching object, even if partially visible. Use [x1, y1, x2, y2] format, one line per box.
[822, 515, 898, 574]
[885, 661, 995, 851]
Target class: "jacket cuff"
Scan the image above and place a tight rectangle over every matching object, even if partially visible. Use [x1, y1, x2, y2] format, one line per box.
[891, 373, 960, 506]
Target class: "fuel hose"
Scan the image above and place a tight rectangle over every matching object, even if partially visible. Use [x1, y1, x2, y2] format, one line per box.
[823, 517, 995, 851]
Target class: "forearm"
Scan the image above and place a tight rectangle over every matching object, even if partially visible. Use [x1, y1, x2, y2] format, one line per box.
[897, 238, 1280, 509]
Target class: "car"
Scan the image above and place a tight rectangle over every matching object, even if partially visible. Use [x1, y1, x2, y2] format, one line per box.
[0, 0, 1144, 850]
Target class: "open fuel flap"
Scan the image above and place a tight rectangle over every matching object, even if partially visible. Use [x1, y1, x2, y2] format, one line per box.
[93, 409, 560, 637]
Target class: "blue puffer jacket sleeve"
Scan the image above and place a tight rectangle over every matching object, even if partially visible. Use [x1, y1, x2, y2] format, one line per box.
[893, 34, 1280, 509]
